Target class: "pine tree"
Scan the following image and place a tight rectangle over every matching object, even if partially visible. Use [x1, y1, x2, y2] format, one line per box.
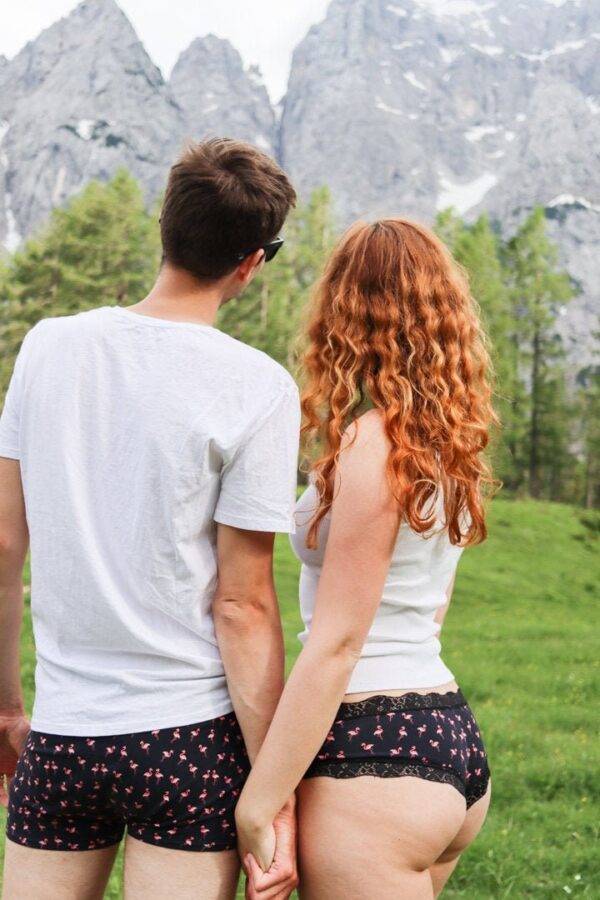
[578, 316, 600, 509]
[217, 186, 336, 371]
[0, 170, 160, 395]
[434, 208, 465, 253]
[451, 215, 516, 488]
[582, 376, 600, 508]
[504, 207, 574, 498]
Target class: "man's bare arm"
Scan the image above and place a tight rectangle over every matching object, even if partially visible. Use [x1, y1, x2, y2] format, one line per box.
[0, 457, 31, 805]
[213, 525, 298, 896]
[212, 525, 285, 764]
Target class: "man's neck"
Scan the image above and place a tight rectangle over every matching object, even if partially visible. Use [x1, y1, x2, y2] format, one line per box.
[126, 263, 226, 327]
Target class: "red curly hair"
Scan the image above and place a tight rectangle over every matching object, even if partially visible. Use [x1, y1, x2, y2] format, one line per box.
[300, 218, 501, 549]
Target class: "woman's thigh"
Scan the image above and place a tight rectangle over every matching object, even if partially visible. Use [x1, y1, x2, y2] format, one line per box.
[430, 778, 492, 897]
[123, 835, 240, 900]
[296, 775, 467, 900]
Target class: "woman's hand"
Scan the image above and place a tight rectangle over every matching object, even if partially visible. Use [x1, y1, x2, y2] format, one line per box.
[237, 815, 277, 873]
[0, 712, 30, 806]
[239, 797, 299, 900]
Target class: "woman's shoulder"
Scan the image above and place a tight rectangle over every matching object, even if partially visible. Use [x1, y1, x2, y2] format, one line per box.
[344, 408, 390, 449]
[336, 410, 393, 499]
[310, 410, 391, 491]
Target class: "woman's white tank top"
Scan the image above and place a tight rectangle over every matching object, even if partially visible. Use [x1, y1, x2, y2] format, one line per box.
[289, 482, 466, 691]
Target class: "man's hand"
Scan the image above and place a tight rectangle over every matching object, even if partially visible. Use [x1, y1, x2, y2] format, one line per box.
[0, 712, 29, 806]
[242, 798, 299, 900]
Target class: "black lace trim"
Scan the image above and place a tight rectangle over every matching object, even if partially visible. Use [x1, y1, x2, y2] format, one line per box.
[465, 769, 491, 808]
[305, 760, 464, 793]
[304, 758, 490, 810]
[336, 689, 467, 719]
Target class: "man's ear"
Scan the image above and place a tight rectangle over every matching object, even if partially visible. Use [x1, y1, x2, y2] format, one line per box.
[237, 249, 265, 285]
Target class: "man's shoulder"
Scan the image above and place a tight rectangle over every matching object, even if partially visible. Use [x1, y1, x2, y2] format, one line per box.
[215, 330, 298, 396]
[23, 307, 106, 342]
[18, 314, 69, 355]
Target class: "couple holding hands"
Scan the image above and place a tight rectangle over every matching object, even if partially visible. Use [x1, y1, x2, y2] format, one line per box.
[0, 138, 495, 899]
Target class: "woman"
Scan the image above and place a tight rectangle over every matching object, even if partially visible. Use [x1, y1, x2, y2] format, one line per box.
[236, 219, 499, 899]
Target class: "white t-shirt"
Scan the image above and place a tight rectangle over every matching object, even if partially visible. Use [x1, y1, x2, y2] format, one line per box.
[0, 306, 300, 736]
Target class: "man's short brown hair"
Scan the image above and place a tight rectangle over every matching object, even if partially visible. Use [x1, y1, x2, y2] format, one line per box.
[160, 138, 296, 281]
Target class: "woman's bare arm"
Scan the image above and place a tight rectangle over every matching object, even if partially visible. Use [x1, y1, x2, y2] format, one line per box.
[235, 411, 399, 870]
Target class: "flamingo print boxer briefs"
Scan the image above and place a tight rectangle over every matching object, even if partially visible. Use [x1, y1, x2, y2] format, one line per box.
[7, 712, 250, 851]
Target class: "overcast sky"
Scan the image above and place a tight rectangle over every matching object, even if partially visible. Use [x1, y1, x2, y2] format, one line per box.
[0, 0, 332, 102]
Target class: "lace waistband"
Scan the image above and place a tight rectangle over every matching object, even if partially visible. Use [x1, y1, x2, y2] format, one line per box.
[336, 689, 467, 719]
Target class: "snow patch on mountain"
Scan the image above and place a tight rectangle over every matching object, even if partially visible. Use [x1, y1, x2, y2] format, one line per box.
[75, 119, 95, 140]
[439, 47, 463, 65]
[470, 43, 504, 56]
[547, 194, 600, 213]
[518, 38, 587, 62]
[437, 171, 498, 215]
[415, 0, 495, 15]
[376, 97, 403, 115]
[586, 97, 600, 115]
[465, 124, 501, 141]
[404, 71, 427, 90]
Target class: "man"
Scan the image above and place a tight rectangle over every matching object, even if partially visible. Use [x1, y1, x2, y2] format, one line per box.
[0, 138, 299, 899]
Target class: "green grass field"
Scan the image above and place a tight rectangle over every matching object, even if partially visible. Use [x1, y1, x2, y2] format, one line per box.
[1, 497, 599, 898]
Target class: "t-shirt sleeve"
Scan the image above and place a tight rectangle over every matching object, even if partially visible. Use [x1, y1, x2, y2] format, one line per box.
[0, 336, 30, 460]
[214, 384, 301, 533]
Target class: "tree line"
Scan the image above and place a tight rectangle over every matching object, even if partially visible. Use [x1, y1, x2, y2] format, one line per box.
[1, 170, 598, 508]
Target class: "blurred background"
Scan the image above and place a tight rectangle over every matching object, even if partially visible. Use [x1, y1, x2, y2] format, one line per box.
[0, 1, 598, 897]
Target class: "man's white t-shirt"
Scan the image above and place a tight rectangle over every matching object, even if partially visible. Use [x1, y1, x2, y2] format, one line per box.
[0, 306, 300, 736]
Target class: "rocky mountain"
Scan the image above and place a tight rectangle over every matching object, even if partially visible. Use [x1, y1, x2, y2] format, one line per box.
[280, 0, 600, 373]
[0, 0, 186, 248]
[0, 0, 598, 372]
[170, 36, 276, 156]
[282, 0, 600, 220]
[0, 0, 275, 249]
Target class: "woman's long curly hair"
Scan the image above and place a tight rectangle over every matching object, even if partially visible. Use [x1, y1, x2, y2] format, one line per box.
[300, 218, 501, 549]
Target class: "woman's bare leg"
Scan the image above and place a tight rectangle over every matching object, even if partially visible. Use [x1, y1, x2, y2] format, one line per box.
[430, 779, 492, 897]
[296, 776, 467, 900]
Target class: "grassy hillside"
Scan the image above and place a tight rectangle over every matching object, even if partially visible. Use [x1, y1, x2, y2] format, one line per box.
[1, 497, 599, 898]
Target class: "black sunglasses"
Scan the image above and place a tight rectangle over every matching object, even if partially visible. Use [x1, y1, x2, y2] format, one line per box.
[237, 237, 284, 264]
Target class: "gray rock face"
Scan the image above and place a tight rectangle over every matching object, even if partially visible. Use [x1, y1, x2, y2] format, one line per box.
[1, 0, 598, 373]
[0, 0, 185, 249]
[0, 0, 280, 253]
[280, 0, 600, 371]
[545, 201, 600, 381]
[170, 36, 276, 155]
[282, 0, 600, 222]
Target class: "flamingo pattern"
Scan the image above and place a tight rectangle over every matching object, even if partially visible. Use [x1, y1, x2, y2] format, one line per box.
[305, 689, 489, 809]
[6, 713, 250, 852]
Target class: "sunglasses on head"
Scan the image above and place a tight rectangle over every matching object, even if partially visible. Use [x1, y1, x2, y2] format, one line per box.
[237, 236, 284, 264]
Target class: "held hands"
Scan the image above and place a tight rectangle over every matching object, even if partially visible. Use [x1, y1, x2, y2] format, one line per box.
[0, 712, 30, 806]
[238, 796, 299, 900]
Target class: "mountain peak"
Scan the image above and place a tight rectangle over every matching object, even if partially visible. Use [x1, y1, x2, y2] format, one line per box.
[170, 34, 276, 153]
[64, 0, 131, 27]
[4, 0, 146, 88]
[0, 0, 181, 245]
[175, 34, 243, 69]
